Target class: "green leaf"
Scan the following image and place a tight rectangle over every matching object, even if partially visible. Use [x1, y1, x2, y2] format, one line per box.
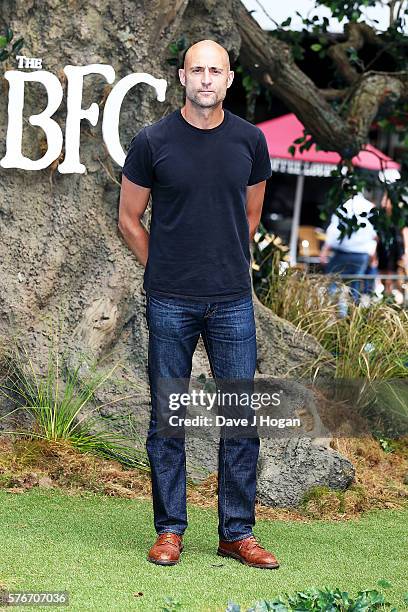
[0, 35, 7, 48]
[281, 17, 291, 27]
[176, 36, 186, 51]
[0, 49, 9, 61]
[288, 145, 296, 156]
[376, 580, 392, 589]
[11, 38, 24, 53]
[311, 43, 322, 52]
[6, 27, 13, 42]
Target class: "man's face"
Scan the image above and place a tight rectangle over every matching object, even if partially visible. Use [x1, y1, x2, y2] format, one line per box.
[179, 45, 234, 109]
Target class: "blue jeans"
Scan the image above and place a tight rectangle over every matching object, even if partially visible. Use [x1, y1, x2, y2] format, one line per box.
[362, 264, 378, 295]
[325, 250, 370, 316]
[145, 293, 259, 542]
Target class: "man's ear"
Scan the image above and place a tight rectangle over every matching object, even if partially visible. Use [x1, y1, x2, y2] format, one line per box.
[227, 70, 234, 89]
[178, 68, 186, 86]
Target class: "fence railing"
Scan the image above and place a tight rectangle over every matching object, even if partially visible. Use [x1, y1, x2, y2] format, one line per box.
[329, 273, 408, 305]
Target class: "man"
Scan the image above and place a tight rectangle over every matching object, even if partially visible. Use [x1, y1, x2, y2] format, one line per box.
[118, 39, 279, 570]
[319, 191, 378, 316]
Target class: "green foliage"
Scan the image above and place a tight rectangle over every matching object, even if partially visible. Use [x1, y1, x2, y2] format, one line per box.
[288, 128, 316, 156]
[314, 0, 383, 23]
[258, 263, 408, 386]
[0, 26, 24, 62]
[251, 222, 290, 295]
[161, 597, 182, 612]
[377, 437, 397, 453]
[235, 65, 262, 122]
[0, 337, 150, 472]
[267, 2, 408, 231]
[236, 65, 260, 95]
[166, 36, 187, 66]
[226, 580, 399, 610]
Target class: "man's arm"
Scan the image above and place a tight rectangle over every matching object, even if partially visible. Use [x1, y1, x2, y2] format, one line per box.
[246, 180, 266, 242]
[118, 174, 151, 267]
[319, 213, 339, 264]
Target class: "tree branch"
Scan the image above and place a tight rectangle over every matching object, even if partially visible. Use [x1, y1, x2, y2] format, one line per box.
[232, 0, 358, 155]
[319, 87, 348, 100]
[346, 70, 407, 140]
[327, 22, 384, 84]
[232, 0, 407, 157]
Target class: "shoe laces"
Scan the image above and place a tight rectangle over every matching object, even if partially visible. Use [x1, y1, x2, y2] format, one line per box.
[238, 535, 265, 552]
[158, 534, 181, 547]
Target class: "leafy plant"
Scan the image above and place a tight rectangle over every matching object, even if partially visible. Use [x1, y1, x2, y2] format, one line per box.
[0, 26, 24, 62]
[227, 580, 399, 611]
[166, 36, 187, 66]
[252, 222, 290, 295]
[236, 65, 261, 122]
[161, 596, 182, 612]
[0, 337, 150, 472]
[260, 264, 408, 381]
[376, 435, 397, 454]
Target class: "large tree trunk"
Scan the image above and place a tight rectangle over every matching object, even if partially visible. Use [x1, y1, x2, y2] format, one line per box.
[0, 0, 355, 507]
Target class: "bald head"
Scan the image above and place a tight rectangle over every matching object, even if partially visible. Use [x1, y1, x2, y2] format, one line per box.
[183, 39, 230, 72]
[179, 39, 234, 110]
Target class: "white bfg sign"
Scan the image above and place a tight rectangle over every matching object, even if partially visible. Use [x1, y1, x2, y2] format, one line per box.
[0, 58, 167, 173]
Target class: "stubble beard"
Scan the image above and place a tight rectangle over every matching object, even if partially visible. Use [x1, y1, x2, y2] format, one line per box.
[185, 85, 226, 109]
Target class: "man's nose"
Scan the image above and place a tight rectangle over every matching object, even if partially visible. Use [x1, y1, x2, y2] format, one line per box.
[201, 67, 212, 85]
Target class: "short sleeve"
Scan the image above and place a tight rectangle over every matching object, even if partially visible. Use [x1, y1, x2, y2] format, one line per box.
[122, 127, 153, 188]
[247, 129, 271, 186]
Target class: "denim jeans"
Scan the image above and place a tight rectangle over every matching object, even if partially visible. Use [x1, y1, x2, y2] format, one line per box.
[145, 292, 259, 542]
[325, 249, 370, 316]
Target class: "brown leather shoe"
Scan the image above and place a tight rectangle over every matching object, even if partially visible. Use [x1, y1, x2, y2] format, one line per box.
[217, 535, 279, 569]
[147, 532, 184, 566]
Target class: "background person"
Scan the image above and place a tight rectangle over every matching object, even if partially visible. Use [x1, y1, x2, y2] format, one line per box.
[319, 191, 378, 313]
[377, 193, 408, 298]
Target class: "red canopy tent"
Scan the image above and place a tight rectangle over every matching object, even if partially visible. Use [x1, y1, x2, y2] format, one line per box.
[256, 113, 401, 263]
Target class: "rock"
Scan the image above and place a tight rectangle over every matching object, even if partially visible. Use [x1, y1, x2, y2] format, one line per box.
[38, 476, 54, 488]
[254, 379, 355, 507]
[256, 437, 355, 507]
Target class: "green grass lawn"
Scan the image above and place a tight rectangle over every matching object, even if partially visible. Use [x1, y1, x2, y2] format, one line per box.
[0, 488, 407, 611]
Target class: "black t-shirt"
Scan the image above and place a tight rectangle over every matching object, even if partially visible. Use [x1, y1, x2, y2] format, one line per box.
[122, 108, 271, 302]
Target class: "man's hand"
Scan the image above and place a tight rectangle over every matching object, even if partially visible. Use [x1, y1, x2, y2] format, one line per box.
[246, 180, 266, 241]
[118, 175, 151, 267]
[369, 253, 379, 268]
[319, 244, 331, 265]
